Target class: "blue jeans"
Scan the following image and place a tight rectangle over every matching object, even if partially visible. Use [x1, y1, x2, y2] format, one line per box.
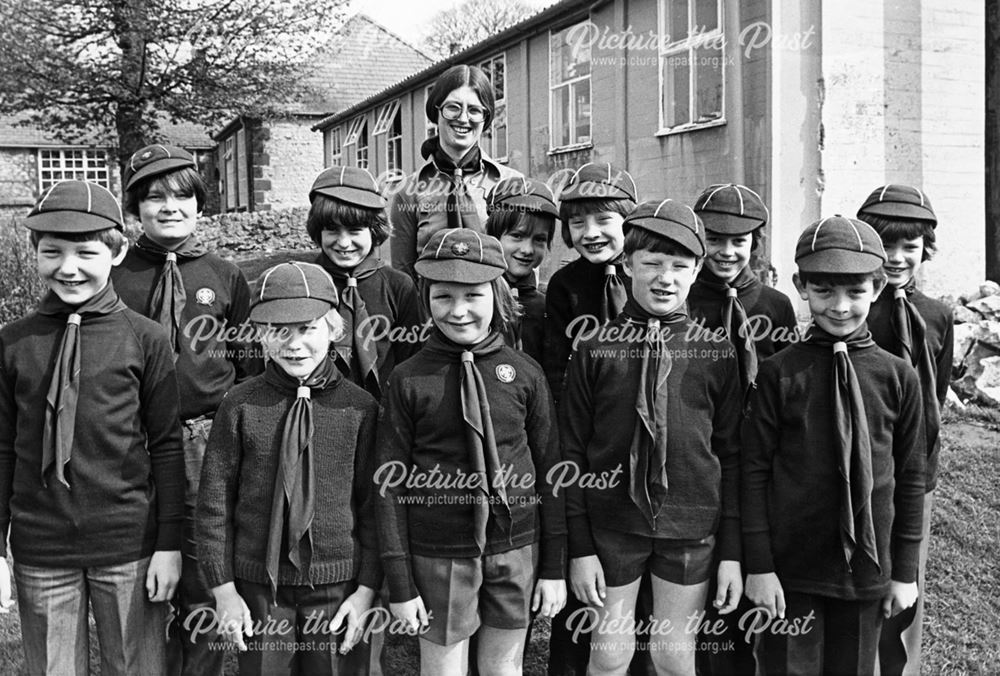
[15, 556, 167, 676]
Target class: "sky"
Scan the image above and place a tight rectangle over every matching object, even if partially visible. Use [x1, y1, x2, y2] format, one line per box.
[351, 0, 554, 48]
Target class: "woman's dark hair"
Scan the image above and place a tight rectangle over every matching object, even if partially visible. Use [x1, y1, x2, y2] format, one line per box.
[305, 194, 390, 247]
[425, 64, 495, 128]
[858, 214, 936, 261]
[124, 167, 206, 218]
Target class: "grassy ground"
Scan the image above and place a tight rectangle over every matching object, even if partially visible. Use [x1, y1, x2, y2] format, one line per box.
[0, 409, 996, 674]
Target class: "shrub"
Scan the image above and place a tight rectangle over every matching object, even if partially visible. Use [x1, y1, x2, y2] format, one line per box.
[0, 217, 46, 326]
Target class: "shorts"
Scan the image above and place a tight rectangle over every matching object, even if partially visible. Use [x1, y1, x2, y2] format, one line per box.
[411, 543, 538, 646]
[592, 528, 715, 587]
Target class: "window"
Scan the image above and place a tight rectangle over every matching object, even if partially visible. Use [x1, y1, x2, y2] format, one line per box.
[386, 106, 403, 178]
[37, 149, 111, 192]
[355, 121, 369, 170]
[479, 54, 508, 161]
[326, 126, 342, 166]
[220, 129, 249, 211]
[549, 22, 592, 151]
[343, 116, 365, 146]
[658, 0, 725, 133]
[373, 100, 401, 135]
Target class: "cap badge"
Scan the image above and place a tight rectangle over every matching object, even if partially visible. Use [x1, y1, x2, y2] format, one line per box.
[195, 288, 216, 305]
[140, 150, 152, 160]
[496, 364, 516, 383]
[451, 242, 470, 256]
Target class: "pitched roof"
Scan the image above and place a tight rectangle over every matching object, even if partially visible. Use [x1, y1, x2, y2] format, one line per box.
[286, 13, 434, 115]
[0, 113, 213, 150]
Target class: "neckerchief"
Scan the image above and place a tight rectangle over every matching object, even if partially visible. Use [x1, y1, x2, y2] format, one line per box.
[621, 299, 688, 529]
[806, 324, 881, 574]
[505, 273, 537, 352]
[263, 357, 339, 598]
[421, 136, 483, 230]
[133, 234, 208, 357]
[600, 256, 628, 323]
[37, 281, 126, 488]
[695, 266, 761, 396]
[318, 252, 383, 397]
[424, 330, 511, 552]
[890, 281, 941, 463]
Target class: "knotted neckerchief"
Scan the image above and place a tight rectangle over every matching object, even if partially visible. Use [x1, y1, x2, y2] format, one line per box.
[621, 299, 688, 529]
[424, 330, 511, 552]
[264, 357, 338, 598]
[505, 273, 537, 352]
[421, 136, 483, 230]
[695, 266, 762, 395]
[599, 256, 628, 323]
[37, 282, 126, 488]
[806, 324, 881, 574]
[889, 280, 941, 462]
[134, 234, 208, 357]
[318, 252, 383, 397]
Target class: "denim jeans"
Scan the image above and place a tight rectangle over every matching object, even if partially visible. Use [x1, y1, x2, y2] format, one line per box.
[15, 556, 167, 676]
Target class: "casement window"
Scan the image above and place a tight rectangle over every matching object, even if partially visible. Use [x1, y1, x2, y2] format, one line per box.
[658, 0, 725, 134]
[386, 106, 404, 177]
[373, 100, 401, 135]
[326, 126, 342, 166]
[478, 53, 508, 161]
[355, 121, 369, 170]
[37, 148, 111, 192]
[220, 129, 249, 212]
[549, 21, 592, 151]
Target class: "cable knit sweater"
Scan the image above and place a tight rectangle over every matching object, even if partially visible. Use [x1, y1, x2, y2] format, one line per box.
[196, 367, 381, 589]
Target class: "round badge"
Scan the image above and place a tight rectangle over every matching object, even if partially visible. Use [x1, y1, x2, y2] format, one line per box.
[451, 242, 470, 256]
[496, 364, 516, 383]
[195, 288, 216, 305]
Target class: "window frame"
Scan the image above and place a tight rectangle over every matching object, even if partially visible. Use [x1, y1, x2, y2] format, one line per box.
[373, 100, 401, 135]
[355, 120, 369, 170]
[326, 125, 343, 166]
[385, 105, 404, 180]
[343, 115, 366, 146]
[37, 148, 111, 193]
[478, 53, 508, 163]
[548, 20, 593, 154]
[656, 0, 727, 136]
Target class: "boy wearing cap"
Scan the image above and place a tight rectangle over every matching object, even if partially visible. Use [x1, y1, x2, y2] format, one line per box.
[375, 228, 566, 674]
[485, 176, 559, 364]
[196, 262, 381, 675]
[857, 185, 952, 676]
[0, 180, 184, 674]
[543, 162, 638, 403]
[307, 166, 422, 399]
[561, 199, 743, 676]
[112, 143, 259, 675]
[742, 216, 925, 674]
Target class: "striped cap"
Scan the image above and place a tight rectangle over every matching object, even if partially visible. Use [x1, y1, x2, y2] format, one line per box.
[857, 184, 937, 227]
[24, 180, 124, 233]
[415, 228, 507, 284]
[309, 165, 386, 209]
[124, 144, 196, 191]
[693, 183, 769, 234]
[250, 261, 339, 324]
[487, 176, 559, 218]
[795, 215, 887, 273]
[623, 198, 705, 257]
[558, 162, 638, 203]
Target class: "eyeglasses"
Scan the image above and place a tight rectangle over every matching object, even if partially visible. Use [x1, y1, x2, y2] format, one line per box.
[438, 102, 487, 123]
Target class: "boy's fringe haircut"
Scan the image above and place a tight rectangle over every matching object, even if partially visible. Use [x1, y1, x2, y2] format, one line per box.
[623, 226, 701, 260]
[306, 195, 390, 248]
[29, 227, 127, 257]
[796, 269, 888, 287]
[485, 210, 556, 246]
[419, 276, 522, 336]
[124, 166, 207, 217]
[858, 213, 936, 261]
[558, 197, 636, 248]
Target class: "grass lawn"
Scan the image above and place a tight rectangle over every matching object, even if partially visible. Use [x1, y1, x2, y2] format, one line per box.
[0, 408, 996, 674]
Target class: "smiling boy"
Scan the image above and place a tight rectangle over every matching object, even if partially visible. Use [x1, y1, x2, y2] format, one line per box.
[742, 215, 925, 674]
[0, 180, 184, 674]
[561, 199, 743, 675]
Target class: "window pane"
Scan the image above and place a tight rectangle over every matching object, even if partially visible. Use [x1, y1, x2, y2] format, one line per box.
[494, 58, 505, 100]
[574, 81, 591, 144]
[667, 0, 689, 44]
[552, 26, 590, 81]
[663, 52, 691, 127]
[494, 102, 508, 158]
[695, 0, 718, 34]
[694, 46, 723, 122]
[552, 85, 570, 147]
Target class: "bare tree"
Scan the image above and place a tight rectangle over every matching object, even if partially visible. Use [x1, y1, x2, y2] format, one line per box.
[0, 0, 348, 169]
[423, 0, 535, 58]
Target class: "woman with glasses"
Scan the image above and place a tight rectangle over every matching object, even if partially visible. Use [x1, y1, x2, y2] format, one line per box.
[389, 64, 523, 281]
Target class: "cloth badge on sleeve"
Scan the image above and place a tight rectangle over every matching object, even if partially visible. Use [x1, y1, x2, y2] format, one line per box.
[195, 288, 216, 305]
[496, 364, 516, 383]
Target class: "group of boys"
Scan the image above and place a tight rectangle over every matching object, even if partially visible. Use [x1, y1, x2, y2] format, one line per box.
[0, 143, 949, 676]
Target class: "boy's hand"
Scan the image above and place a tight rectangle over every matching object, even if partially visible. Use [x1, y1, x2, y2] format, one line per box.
[330, 585, 376, 654]
[569, 555, 606, 607]
[531, 578, 567, 619]
[146, 550, 181, 602]
[745, 572, 785, 619]
[0, 558, 13, 612]
[212, 582, 253, 651]
[882, 581, 918, 618]
[713, 560, 743, 615]
[389, 597, 428, 633]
